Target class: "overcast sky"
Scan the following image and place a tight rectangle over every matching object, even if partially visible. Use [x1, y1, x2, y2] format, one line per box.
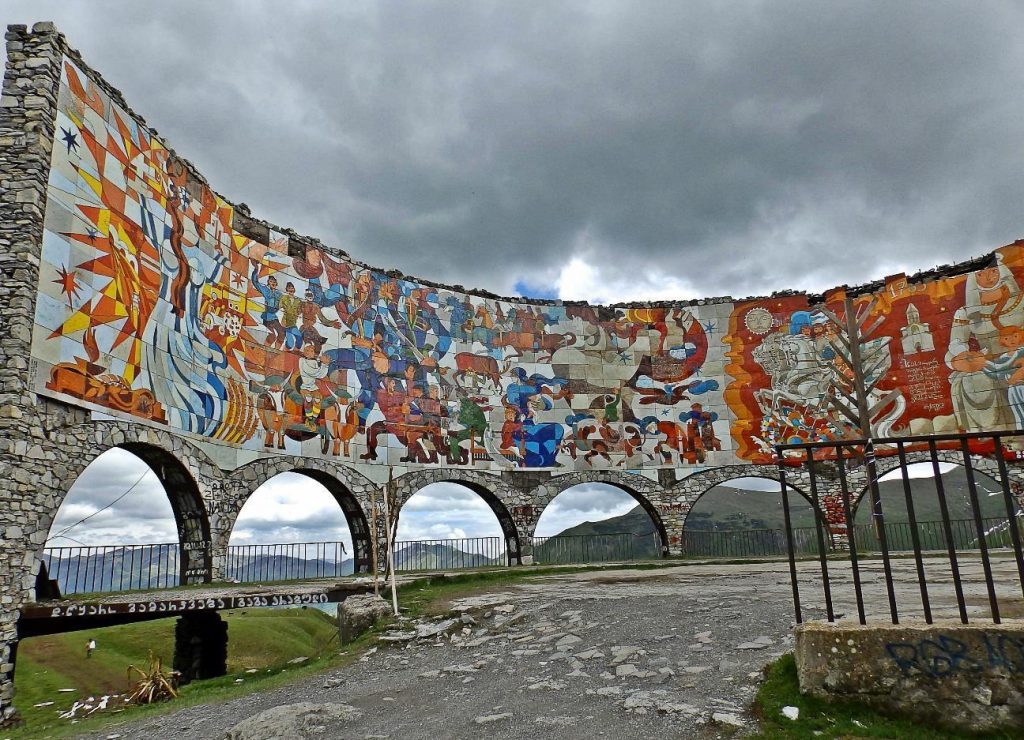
[14, 2, 1024, 545]
[47, 448, 646, 546]
[8, 1, 1024, 302]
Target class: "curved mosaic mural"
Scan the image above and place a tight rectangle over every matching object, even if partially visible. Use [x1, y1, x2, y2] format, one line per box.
[30, 58, 1024, 472]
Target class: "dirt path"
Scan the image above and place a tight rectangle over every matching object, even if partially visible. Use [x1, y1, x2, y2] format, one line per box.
[78, 555, 1018, 739]
[79, 564, 800, 739]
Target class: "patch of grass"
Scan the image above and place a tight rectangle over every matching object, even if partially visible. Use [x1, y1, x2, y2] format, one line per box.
[9, 607, 345, 739]
[752, 654, 1017, 739]
[6, 559, 729, 738]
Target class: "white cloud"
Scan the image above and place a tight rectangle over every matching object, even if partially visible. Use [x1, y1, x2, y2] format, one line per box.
[716, 476, 783, 492]
[554, 255, 700, 304]
[395, 484, 503, 541]
[47, 448, 176, 546]
[878, 462, 957, 481]
[534, 484, 641, 537]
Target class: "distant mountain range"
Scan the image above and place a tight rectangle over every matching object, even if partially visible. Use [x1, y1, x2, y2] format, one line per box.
[43, 465, 1018, 595]
[41, 546, 183, 594]
[392, 541, 502, 571]
[533, 506, 661, 563]
[685, 466, 1016, 532]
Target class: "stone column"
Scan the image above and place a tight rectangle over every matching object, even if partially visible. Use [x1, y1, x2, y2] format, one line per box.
[205, 479, 233, 582]
[173, 611, 228, 685]
[502, 503, 534, 565]
[0, 627, 16, 728]
[817, 478, 847, 548]
[0, 22, 66, 725]
[370, 486, 392, 579]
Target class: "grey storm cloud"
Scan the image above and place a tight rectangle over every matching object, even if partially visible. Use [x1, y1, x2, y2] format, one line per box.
[48, 449, 177, 545]
[7, 1, 1024, 301]
[13, 2, 1024, 542]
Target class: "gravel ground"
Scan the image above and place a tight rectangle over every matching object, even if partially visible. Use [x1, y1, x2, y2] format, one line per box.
[76, 554, 1022, 739]
[79, 563, 800, 739]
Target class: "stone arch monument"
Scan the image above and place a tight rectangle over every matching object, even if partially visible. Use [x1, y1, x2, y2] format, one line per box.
[4, 21, 1024, 723]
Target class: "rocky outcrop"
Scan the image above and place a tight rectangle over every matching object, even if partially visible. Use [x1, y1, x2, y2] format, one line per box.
[336, 594, 393, 644]
[224, 702, 361, 739]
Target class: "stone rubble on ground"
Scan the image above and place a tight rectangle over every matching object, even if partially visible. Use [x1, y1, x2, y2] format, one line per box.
[338, 587, 789, 733]
[224, 703, 362, 740]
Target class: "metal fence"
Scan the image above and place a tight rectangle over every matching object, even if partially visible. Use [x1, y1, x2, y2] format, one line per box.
[679, 526, 821, 558]
[530, 532, 658, 564]
[777, 431, 1024, 626]
[851, 516, 1023, 554]
[226, 541, 350, 583]
[679, 518, 1023, 559]
[40, 543, 180, 594]
[39, 531, 655, 593]
[392, 536, 507, 572]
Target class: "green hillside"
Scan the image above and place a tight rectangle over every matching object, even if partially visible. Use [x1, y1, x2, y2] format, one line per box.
[685, 483, 818, 531]
[853, 466, 1014, 525]
[14, 608, 338, 731]
[535, 506, 661, 562]
[546, 505, 658, 539]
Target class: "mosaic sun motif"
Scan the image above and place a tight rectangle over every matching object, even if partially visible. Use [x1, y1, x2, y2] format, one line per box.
[30, 58, 1024, 471]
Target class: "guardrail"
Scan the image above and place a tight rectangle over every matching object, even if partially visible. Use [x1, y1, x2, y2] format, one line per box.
[392, 536, 506, 572]
[679, 518, 1022, 559]
[679, 526, 820, 558]
[41, 543, 180, 594]
[226, 541, 349, 583]
[777, 431, 1024, 625]
[530, 532, 658, 564]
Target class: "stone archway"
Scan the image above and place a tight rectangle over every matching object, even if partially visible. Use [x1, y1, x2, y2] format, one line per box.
[223, 458, 378, 577]
[392, 469, 523, 565]
[527, 470, 671, 557]
[676, 470, 822, 529]
[33, 421, 221, 589]
[671, 469, 831, 556]
[668, 464, 838, 547]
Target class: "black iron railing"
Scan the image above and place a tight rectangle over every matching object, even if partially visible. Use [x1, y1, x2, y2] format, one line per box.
[678, 518, 1023, 559]
[41, 543, 180, 594]
[226, 541, 349, 583]
[851, 516, 1023, 554]
[777, 430, 1024, 626]
[391, 536, 506, 571]
[530, 532, 657, 564]
[679, 526, 821, 558]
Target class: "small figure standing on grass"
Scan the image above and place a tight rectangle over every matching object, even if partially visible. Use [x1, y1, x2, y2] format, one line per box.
[86, 638, 96, 658]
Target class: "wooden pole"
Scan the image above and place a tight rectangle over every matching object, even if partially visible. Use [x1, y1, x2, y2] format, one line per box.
[382, 471, 400, 616]
[369, 487, 380, 597]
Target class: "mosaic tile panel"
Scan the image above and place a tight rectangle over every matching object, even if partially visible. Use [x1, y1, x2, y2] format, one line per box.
[30, 57, 1024, 472]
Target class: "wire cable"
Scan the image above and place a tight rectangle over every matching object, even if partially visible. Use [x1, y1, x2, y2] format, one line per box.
[48, 466, 154, 542]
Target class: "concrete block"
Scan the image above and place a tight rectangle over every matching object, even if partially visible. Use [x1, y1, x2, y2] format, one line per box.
[795, 620, 1024, 733]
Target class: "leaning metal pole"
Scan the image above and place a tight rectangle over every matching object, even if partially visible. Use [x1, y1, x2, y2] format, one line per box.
[369, 487, 380, 596]
[383, 471, 400, 616]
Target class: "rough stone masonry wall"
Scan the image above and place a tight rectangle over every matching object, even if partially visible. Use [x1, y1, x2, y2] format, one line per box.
[795, 620, 1024, 733]
[0, 23, 192, 725]
[0, 22, 65, 725]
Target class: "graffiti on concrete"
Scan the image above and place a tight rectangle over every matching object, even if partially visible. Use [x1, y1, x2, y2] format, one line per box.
[886, 633, 1024, 678]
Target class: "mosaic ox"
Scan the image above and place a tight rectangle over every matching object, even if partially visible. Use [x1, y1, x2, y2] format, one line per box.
[30, 57, 1024, 474]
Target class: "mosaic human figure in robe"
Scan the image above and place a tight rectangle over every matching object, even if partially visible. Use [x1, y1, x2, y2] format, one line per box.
[30, 58, 1024, 473]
